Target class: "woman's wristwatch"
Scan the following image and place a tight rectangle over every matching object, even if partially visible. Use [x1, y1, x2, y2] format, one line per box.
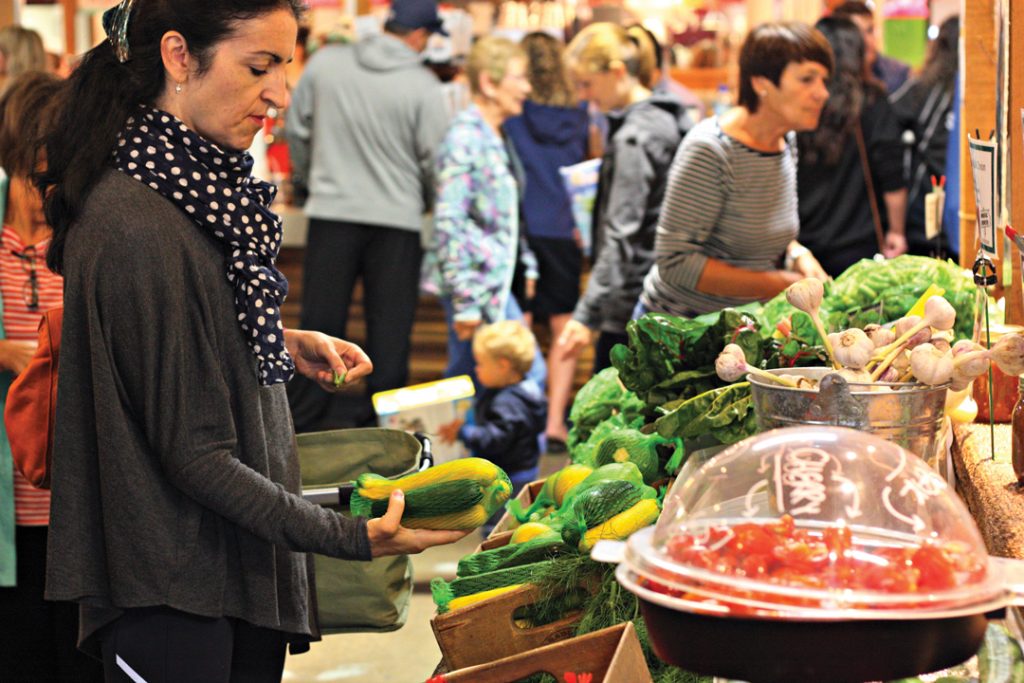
[784, 245, 811, 271]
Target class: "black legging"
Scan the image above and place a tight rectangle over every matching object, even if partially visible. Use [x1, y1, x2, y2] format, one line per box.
[99, 606, 287, 683]
[0, 526, 104, 682]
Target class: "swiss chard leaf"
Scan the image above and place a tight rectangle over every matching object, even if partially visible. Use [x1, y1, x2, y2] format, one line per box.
[654, 383, 752, 442]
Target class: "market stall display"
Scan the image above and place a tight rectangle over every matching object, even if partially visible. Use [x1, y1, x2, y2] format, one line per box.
[423, 254, 1024, 682]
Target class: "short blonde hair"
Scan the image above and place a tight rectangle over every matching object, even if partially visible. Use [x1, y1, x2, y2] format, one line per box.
[473, 321, 536, 376]
[565, 23, 655, 82]
[466, 36, 526, 97]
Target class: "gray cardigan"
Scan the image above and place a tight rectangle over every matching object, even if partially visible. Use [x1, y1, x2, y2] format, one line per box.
[45, 170, 371, 655]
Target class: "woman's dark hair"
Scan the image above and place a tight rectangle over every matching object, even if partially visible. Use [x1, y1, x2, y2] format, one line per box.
[919, 15, 958, 90]
[521, 32, 575, 108]
[798, 16, 884, 166]
[738, 22, 833, 114]
[0, 70, 62, 178]
[830, 1, 874, 21]
[39, 0, 304, 274]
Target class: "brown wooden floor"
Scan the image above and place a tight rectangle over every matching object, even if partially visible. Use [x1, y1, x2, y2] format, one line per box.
[277, 247, 596, 391]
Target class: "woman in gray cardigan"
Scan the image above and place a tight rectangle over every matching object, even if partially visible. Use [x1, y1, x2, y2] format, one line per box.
[38, 1, 465, 680]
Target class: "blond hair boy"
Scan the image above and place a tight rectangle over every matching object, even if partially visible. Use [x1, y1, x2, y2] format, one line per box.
[440, 321, 548, 532]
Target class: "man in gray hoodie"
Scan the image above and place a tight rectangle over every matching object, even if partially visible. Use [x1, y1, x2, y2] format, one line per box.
[286, 0, 450, 430]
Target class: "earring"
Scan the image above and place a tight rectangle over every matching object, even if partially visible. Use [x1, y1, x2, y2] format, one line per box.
[175, 82, 182, 94]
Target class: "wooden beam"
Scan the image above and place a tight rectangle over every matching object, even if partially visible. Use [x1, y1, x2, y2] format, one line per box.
[960, 0, 997, 270]
[61, 0, 76, 55]
[1008, 0, 1024, 325]
[0, 1, 16, 29]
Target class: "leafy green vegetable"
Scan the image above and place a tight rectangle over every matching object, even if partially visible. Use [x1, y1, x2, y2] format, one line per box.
[762, 255, 976, 340]
[654, 383, 755, 444]
[566, 368, 647, 453]
[612, 308, 763, 406]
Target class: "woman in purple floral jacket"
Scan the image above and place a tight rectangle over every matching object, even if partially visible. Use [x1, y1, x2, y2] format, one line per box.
[423, 36, 545, 386]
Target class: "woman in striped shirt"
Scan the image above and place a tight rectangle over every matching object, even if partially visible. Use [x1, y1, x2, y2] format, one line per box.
[641, 23, 832, 318]
[0, 72, 103, 681]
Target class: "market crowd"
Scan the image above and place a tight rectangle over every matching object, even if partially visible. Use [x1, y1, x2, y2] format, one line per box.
[0, 0, 960, 680]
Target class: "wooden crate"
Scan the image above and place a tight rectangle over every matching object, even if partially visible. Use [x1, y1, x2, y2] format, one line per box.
[439, 622, 653, 683]
[488, 479, 545, 538]
[431, 583, 583, 671]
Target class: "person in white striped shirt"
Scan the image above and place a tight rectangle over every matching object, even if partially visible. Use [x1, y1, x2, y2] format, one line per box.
[0, 71, 103, 681]
[641, 22, 832, 319]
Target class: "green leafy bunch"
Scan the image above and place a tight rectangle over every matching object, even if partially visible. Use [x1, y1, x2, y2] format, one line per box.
[610, 309, 762, 406]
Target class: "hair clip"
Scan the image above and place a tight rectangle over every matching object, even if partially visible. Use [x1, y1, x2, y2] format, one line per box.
[102, 0, 136, 63]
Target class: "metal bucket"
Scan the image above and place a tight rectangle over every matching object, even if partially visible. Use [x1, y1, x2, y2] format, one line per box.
[748, 368, 948, 469]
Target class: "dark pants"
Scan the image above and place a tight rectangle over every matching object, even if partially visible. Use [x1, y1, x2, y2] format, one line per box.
[593, 331, 628, 375]
[288, 218, 423, 431]
[0, 526, 104, 682]
[99, 606, 287, 683]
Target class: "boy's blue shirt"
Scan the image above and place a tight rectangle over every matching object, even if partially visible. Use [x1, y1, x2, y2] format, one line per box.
[458, 377, 547, 475]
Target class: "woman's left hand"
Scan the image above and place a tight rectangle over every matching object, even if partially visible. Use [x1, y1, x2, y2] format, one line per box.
[794, 251, 830, 282]
[284, 329, 373, 392]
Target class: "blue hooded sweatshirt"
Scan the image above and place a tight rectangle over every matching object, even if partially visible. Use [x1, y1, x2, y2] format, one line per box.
[504, 100, 589, 240]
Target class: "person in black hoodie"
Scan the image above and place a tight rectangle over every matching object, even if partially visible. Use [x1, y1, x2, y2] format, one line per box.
[556, 22, 693, 373]
[797, 16, 908, 277]
[439, 321, 546, 533]
[504, 32, 589, 451]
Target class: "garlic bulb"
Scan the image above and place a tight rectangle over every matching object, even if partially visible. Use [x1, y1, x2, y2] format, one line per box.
[929, 334, 952, 353]
[715, 349, 747, 382]
[894, 316, 922, 337]
[785, 278, 824, 315]
[715, 344, 798, 387]
[990, 333, 1024, 376]
[890, 315, 930, 349]
[836, 368, 871, 384]
[776, 374, 817, 390]
[949, 340, 990, 392]
[951, 340, 990, 380]
[877, 366, 900, 383]
[909, 343, 954, 386]
[923, 295, 956, 331]
[892, 350, 911, 372]
[785, 278, 838, 368]
[863, 324, 895, 348]
[830, 328, 874, 369]
[952, 339, 984, 355]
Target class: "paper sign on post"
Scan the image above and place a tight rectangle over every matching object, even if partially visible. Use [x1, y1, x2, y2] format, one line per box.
[924, 185, 944, 240]
[968, 136, 998, 256]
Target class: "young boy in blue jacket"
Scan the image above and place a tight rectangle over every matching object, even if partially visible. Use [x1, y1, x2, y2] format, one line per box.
[439, 321, 547, 534]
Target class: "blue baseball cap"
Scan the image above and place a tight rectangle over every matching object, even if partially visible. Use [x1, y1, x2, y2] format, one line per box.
[387, 0, 448, 36]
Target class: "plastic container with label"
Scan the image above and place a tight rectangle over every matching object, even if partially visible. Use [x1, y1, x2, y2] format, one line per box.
[597, 427, 1024, 683]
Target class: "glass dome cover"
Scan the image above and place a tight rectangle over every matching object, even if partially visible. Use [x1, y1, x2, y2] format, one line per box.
[620, 427, 1002, 619]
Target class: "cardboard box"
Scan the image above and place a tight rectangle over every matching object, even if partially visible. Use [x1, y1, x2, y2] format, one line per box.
[373, 375, 474, 464]
[487, 479, 545, 539]
[439, 622, 653, 682]
[432, 584, 583, 671]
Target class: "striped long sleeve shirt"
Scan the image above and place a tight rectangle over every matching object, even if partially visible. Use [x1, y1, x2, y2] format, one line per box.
[641, 117, 799, 317]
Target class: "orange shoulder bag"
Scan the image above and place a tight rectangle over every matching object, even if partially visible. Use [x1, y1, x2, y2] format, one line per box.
[5, 305, 62, 489]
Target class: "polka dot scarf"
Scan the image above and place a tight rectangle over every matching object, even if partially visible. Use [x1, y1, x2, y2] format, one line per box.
[112, 105, 295, 385]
